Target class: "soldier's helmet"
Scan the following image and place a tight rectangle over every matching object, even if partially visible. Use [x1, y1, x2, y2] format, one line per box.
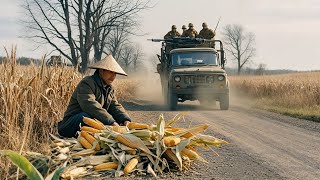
[202, 22, 208, 28]
[171, 25, 177, 30]
[188, 23, 194, 27]
[182, 25, 186, 29]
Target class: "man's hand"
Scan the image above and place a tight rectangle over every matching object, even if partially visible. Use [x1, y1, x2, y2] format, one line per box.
[123, 120, 130, 126]
[111, 122, 119, 126]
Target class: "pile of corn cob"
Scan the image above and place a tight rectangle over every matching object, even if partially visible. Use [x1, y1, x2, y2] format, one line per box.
[49, 114, 228, 179]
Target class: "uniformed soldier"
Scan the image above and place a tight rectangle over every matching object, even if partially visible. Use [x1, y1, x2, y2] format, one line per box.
[182, 25, 187, 34]
[198, 22, 215, 39]
[164, 25, 181, 39]
[181, 23, 198, 38]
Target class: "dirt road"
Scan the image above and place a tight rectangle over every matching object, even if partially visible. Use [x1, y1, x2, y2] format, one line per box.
[122, 79, 320, 179]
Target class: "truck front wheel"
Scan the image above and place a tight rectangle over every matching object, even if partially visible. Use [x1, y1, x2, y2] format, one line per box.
[168, 90, 178, 110]
[219, 94, 229, 110]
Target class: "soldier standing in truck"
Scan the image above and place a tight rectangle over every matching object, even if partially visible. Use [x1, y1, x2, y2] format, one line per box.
[198, 22, 215, 40]
[164, 25, 181, 39]
[181, 23, 198, 38]
[182, 25, 187, 34]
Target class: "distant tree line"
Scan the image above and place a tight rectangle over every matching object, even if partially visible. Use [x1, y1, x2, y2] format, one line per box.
[225, 66, 300, 76]
[0, 56, 41, 66]
[0, 53, 145, 74]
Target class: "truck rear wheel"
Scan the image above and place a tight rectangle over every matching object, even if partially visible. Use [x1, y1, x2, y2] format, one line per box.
[168, 90, 177, 110]
[219, 94, 229, 110]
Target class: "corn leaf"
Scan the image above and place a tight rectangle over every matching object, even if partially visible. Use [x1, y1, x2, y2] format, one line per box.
[0, 150, 44, 180]
[45, 161, 67, 180]
[154, 138, 162, 173]
[156, 114, 165, 138]
[119, 133, 154, 156]
[71, 149, 95, 157]
[146, 154, 162, 173]
[174, 124, 209, 138]
[147, 163, 157, 178]
[73, 155, 110, 166]
[165, 148, 182, 170]
[109, 146, 126, 165]
[176, 138, 191, 153]
[165, 112, 188, 127]
[117, 143, 135, 151]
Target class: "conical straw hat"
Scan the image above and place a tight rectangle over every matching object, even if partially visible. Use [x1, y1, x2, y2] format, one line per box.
[88, 55, 127, 76]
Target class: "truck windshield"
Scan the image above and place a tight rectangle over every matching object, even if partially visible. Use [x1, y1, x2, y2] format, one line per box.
[171, 52, 217, 66]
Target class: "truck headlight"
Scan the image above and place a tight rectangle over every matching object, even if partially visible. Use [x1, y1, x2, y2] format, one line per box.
[206, 76, 214, 83]
[174, 76, 181, 82]
[217, 75, 225, 81]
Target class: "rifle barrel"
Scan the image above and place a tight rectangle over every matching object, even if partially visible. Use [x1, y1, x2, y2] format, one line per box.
[214, 16, 221, 33]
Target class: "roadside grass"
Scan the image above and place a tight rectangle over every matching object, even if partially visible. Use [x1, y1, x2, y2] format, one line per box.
[230, 72, 320, 122]
[0, 50, 138, 178]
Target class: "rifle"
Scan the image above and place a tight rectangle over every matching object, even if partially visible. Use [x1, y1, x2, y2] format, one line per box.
[148, 37, 213, 44]
[213, 16, 221, 33]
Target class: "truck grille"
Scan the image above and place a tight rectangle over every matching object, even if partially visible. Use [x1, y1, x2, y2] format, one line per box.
[184, 75, 209, 84]
[194, 75, 206, 83]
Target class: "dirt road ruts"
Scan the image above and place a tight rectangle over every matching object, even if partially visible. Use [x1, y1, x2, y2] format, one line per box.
[123, 96, 320, 179]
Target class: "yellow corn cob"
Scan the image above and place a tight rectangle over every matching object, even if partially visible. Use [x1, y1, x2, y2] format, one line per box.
[80, 131, 100, 151]
[124, 158, 138, 174]
[181, 148, 197, 159]
[129, 130, 152, 138]
[78, 136, 93, 149]
[95, 118, 105, 127]
[116, 134, 136, 149]
[94, 162, 118, 171]
[112, 126, 128, 133]
[80, 126, 101, 133]
[165, 127, 184, 132]
[163, 136, 181, 147]
[127, 122, 149, 130]
[126, 150, 137, 155]
[181, 148, 207, 163]
[83, 117, 106, 130]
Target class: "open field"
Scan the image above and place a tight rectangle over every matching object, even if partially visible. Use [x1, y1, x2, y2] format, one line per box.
[229, 72, 320, 122]
[1, 54, 320, 179]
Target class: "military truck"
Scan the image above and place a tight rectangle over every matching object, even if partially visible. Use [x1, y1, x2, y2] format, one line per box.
[151, 37, 229, 110]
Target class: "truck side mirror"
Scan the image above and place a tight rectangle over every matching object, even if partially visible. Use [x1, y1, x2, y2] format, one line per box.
[156, 63, 162, 73]
[221, 50, 225, 65]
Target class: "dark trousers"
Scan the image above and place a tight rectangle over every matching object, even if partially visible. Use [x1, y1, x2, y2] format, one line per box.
[58, 112, 92, 138]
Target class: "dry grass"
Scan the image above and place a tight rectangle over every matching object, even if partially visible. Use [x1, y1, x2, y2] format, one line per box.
[230, 72, 320, 121]
[0, 50, 139, 178]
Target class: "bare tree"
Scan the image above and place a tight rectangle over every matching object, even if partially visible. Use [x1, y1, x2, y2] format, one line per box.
[92, 0, 146, 62]
[22, 0, 149, 73]
[222, 24, 256, 75]
[104, 20, 132, 61]
[132, 44, 144, 72]
[255, 63, 267, 75]
[118, 43, 143, 73]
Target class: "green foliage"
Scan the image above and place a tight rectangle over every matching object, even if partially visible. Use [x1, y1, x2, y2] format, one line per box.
[0, 150, 65, 180]
[0, 150, 44, 180]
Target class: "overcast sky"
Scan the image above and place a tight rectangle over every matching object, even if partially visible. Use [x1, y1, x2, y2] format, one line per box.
[1, 0, 320, 70]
